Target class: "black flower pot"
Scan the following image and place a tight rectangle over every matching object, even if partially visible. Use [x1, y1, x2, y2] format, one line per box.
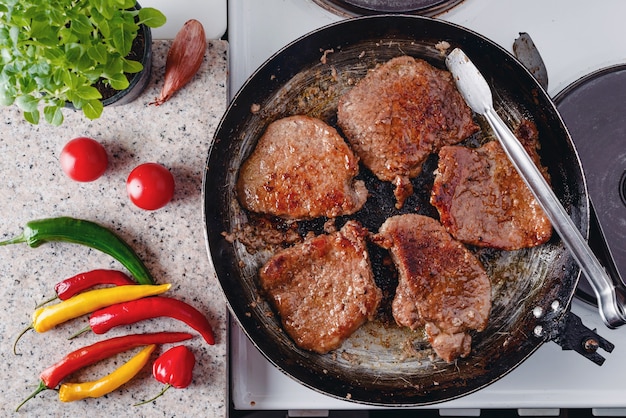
[101, 21, 153, 107]
[65, 4, 153, 111]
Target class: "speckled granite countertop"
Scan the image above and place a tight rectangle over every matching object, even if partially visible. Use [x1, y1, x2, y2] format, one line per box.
[0, 40, 228, 416]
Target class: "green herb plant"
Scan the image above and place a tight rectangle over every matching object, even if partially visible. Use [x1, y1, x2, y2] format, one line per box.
[0, 0, 166, 125]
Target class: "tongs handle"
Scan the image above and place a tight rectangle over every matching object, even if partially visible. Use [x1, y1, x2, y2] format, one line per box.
[446, 48, 626, 328]
[484, 107, 626, 328]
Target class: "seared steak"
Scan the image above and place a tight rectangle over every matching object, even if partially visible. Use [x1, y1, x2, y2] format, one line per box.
[237, 115, 368, 220]
[259, 220, 381, 354]
[374, 214, 491, 363]
[431, 120, 552, 250]
[337, 56, 478, 208]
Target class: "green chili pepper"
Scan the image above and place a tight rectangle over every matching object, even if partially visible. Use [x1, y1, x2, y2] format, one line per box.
[0, 217, 153, 285]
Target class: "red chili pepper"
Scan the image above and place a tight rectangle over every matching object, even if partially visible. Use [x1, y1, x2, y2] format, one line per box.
[135, 345, 195, 406]
[37, 269, 136, 307]
[16, 332, 193, 412]
[87, 296, 215, 345]
[55, 269, 136, 300]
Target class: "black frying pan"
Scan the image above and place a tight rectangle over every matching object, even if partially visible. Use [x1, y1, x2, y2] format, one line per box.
[203, 15, 588, 406]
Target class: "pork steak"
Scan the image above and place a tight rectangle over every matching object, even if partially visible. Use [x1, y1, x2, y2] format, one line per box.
[237, 115, 368, 220]
[337, 55, 478, 208]
[374, 214, 491, 363]
[259, 220, 382, 354]
[431, 120, 552, 250]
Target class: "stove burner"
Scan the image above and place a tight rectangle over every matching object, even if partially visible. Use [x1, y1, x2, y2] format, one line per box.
[555, 64, 626, 306]
[311, 0, 465, 17]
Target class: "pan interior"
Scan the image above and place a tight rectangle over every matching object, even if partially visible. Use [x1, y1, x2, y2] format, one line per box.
[204, 16, 586, 406]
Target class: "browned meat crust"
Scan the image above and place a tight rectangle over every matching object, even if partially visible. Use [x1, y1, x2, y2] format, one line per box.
[374, 214, 491, 363]
[259, 220, 382, 354]
[237, 115, 368, 220]
[431, 120, 552, 250]
[337, 55, 478, 208]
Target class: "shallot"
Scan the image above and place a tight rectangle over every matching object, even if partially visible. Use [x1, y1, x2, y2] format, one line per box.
[151, 19, 207, 106]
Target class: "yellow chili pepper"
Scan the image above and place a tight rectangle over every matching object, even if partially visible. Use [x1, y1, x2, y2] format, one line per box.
[32, 284, 171, 333]
[58, 344, 156, 402]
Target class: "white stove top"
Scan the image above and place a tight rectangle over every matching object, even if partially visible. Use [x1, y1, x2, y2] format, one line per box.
[231, 300, 626, 414]
[228, 0, 626, 98]
[227, 0, 626, 414]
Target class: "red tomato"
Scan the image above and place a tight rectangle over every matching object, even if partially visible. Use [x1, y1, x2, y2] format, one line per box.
[60, 137, 108, 182]
[126, 162, 175, 210]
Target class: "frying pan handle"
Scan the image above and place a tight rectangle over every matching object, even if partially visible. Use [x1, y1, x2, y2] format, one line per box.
[550, 311, 614, 365]
[483, 107, 626, 329]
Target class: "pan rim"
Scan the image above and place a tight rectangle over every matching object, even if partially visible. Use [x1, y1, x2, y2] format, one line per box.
[202, 14, 587, 406]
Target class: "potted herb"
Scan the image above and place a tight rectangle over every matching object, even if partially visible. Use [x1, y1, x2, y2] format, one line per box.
[0, 0, 166, 125]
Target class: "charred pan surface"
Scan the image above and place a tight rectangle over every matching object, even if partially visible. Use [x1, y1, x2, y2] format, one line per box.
[337, 55, 478, 208]
[431, 120, 552, 250]
[374, 214, 491, 363]
[236, 115, 368, 220]
[259, 220, 382, 354]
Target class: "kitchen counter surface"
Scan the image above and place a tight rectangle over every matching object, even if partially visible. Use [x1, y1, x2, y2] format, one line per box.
[0, 40, 228, 417]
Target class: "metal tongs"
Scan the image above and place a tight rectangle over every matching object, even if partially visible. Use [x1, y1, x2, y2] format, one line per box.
[446, 48, 626, 329]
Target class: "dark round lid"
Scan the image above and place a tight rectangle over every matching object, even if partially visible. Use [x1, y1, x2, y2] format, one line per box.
[555, 65, 626, 305]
